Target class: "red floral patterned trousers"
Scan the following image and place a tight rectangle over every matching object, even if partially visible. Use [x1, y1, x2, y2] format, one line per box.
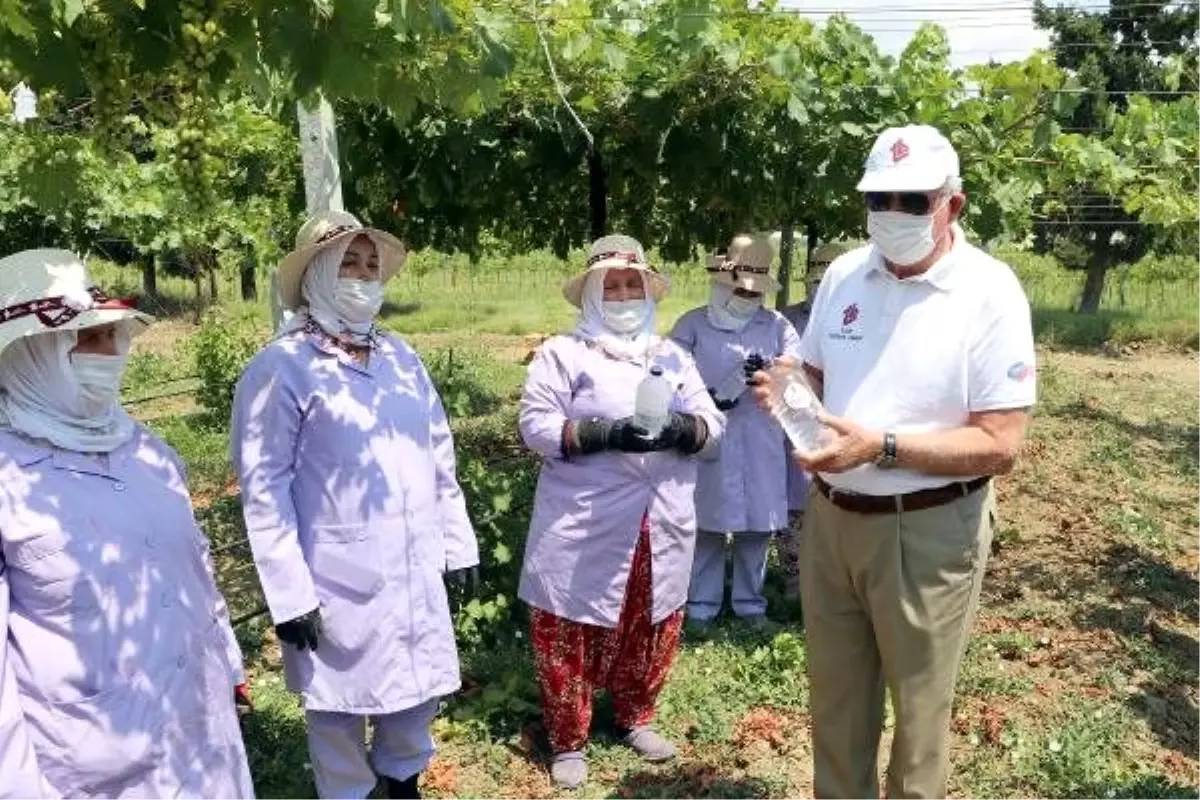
[530, 516, 685, 754]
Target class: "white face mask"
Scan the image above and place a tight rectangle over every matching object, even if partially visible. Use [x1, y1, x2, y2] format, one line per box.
[333, 278, 384, 323]
[867, 200, 947, 266]
[602, 299, 647, 334]
[70, 352, 129, 416]
[726, 294, 762, 320]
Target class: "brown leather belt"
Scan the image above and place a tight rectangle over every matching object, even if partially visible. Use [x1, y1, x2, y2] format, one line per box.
[813, 475, 990, 515]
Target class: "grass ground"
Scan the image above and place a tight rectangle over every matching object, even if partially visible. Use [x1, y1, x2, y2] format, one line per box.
[116, 262, 1198, 799]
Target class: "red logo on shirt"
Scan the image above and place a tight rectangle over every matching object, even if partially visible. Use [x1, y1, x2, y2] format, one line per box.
[842, 303, 860, 327]
[891, 138, 910, 162]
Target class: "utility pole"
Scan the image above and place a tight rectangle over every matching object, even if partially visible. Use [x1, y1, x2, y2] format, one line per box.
[271, 95, 344, 329]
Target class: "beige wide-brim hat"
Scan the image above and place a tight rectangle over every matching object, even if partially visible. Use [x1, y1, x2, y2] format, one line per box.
[276, 209, 407, 311]
[811, 239, 857, 265]
[0, 249, 153, 358]
[562, 234, 670, 308]
[707, 233, 782, 294]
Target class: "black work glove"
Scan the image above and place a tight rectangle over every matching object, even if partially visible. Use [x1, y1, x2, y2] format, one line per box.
[275, 608, 322, 652]
[608, 417, 665, 453]
[707, 388, 739, 412]
[654, 412, 706, 455]
[744, 353, 773, 380]
[569, 417, 661, 455]
[445, 565, 480, 613]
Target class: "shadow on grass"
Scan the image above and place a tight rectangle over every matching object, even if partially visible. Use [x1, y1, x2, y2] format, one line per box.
[607, 762, 774, 799]
[1033, 308, 1127, 350]
[240, 691, 315, 799]
[381, 299, 422, 316]
[1074, 543, 1199, 761]
[1049, 399, 1199, 478]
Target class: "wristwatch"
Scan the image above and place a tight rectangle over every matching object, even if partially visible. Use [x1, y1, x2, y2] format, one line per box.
[875, 432, 898, 469]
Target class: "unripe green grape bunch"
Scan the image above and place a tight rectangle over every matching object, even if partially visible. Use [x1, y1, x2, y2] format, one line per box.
[173, 0, 226, 207]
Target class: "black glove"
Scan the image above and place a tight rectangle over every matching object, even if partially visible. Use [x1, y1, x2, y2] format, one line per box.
[744, 353, 773, 380]
[654, 412, 706, 455]
[707, 388, 739, 412]
[608, 417, 665, 453]
[445, 565, 480, 613]
[569, 417, 661, 455]
[275, 608, 322, 652]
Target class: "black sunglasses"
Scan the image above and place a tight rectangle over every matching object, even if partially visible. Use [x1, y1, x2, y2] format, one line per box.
[865, 191, 936, 216]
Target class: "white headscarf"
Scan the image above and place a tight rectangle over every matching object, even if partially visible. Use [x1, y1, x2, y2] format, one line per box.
[278, 238, 377, 346]
[0, 327, 135, 453]
[573, 269, 658, 363]
[707, 282, 761, 332]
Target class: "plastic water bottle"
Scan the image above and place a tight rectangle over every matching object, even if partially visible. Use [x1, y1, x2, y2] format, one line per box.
[763, 362, 829, 455]
[712, 360, 749, 406]
[634, 366, 672, 438]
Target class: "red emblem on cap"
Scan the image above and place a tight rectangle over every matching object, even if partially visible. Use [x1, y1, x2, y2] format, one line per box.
[842, 303, 859, 327]
[891, 138, 910, 163]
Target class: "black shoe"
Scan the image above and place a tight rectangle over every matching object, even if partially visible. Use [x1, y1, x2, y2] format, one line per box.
[385, 774, 421, 799]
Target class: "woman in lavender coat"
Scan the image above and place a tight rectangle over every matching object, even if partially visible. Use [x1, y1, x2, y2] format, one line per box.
[231, 211, 478, 800]
[0, 249, 253, 799]
[518, 235, 724, 790]
[670, 234, 802, 628]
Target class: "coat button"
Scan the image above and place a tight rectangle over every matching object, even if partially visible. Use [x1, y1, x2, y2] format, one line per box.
[113, 481, 126, 492]
[145, 536, 156, 549]
[161, 592, 172, 608]
[177, 656, 186, 669]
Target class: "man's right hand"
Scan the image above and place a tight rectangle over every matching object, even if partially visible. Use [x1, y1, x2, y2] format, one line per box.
[275, 608, 322, 651]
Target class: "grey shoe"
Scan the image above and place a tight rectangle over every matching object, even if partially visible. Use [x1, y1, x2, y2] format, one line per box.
[621, 725, 678, 762]
[550, 751, 588, 790]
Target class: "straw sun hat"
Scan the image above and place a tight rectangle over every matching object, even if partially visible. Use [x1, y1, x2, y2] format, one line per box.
[275, 209, 407, 311]
[562, 234, 671, 308]
[0, 249, 153, 357]
[706, 233, 782, 294]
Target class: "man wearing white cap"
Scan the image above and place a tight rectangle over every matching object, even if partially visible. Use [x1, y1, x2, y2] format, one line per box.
[751, 125, 1036, 798]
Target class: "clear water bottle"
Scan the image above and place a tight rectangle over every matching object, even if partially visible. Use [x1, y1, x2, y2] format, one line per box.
[634, 366, 672, 438]
[764, 362, 829, 455]
[712, 360, 750, 406]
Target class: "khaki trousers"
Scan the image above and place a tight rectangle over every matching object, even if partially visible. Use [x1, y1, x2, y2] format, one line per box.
[800, 484, 995, 799]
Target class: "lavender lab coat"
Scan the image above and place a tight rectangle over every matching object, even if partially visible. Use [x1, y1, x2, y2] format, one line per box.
[670, 307, 803, 534]
[231, 329, 478, 715]
[517, 335, 724, 628]
[779, 302, 817, 511]
[0, 426, 253, 799]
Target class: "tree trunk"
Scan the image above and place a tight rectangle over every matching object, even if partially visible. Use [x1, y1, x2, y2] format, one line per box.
[140, 252, 157, 297]
[193, 263, 204, 324]
[207, 254, 219, 305]
[775, 224, 796, 309]
[1078, 255, 1110, 313]
[240, 250, 257, 301]
[805, 219, 819, 278]
[587, 143, 607, 241]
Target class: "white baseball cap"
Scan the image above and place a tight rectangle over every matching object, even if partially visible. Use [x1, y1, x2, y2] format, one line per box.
[856, 125, 960, 193]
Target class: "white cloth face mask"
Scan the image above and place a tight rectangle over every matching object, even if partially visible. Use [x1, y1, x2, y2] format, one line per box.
[602, 299, 648, 334]
[332, 278, 384, 323]
[867, 198, 948, 265]
[725, 294, 761, 319]
[70, 353, 129, 416]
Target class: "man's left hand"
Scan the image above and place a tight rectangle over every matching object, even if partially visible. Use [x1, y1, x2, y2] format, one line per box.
[795, 413, 884, 473]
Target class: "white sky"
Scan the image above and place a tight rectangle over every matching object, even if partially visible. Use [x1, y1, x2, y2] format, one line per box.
[779, 0, 1105, 67]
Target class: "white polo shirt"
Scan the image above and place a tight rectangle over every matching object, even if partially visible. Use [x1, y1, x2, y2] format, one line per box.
[799, 227, 1036, 496]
